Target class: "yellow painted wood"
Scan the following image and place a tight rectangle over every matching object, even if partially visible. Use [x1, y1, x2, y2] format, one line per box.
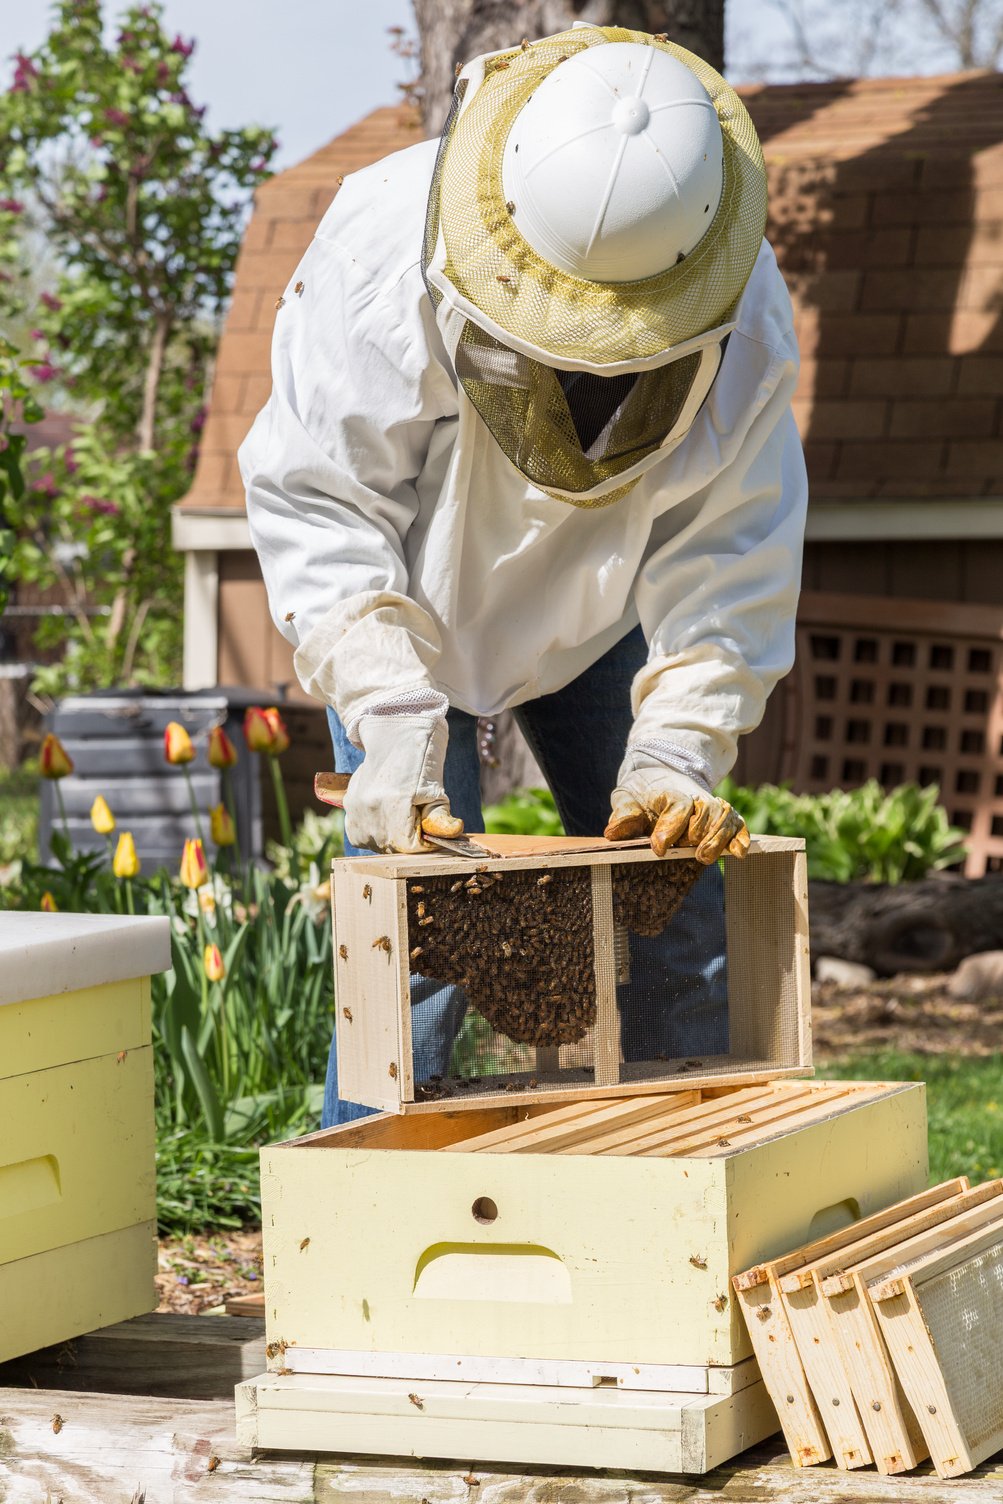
[259, 1082, 927, 1370]
[0, 1221, 156, 1363]
[0, 1046, 155, 1265]
[0, 976, 150, 1079]
[236, 1370, 781, 1474]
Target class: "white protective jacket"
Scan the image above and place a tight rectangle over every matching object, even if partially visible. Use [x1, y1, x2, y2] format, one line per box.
[240, 138, 808, 792]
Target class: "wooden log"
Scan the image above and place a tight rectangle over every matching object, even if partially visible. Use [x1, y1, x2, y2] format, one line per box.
[0, 1312, 266, 1401]
[808, 875, 1003, 976]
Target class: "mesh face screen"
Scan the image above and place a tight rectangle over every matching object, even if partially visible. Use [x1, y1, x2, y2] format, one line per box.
[454, 319, 703, 500]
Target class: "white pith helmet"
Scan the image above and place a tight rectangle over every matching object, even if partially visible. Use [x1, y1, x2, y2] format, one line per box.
[501, 44, 725, 284]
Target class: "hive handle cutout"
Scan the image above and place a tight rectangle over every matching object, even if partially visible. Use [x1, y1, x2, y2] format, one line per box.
[413, 1242, 572, 1303]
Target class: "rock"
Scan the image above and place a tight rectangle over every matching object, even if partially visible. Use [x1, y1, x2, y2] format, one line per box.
[814, 955, 877, 989]
[947, 950, 1003, 1002]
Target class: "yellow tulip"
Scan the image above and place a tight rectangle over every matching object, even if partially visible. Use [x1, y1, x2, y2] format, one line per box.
[40, 890, 58, 912]
[40, 732, 73, 779]
[203, 943, 225, 982]
[207, 725, 238, 769]
[90, 795, 116, 835]
[244, 705, 290, 756]
[209, 802, 236, 847]
[262, 707, 290, 755]
[164, 721, 195, 765]
[179, 836, 209, 888]
[113, 831, 141, 879]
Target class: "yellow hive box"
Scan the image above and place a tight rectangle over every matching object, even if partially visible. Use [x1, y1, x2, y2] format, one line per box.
[0, 912, 170, 1363]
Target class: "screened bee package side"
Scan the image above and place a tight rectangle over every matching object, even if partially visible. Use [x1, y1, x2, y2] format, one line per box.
[330, 834, 810, 1114]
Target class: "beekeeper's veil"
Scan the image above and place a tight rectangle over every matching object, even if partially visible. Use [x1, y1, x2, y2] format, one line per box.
[422, 26, 769, 507]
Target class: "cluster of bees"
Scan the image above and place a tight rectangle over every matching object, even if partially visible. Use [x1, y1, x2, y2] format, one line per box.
[405, 866, 596, 1046]
[611, 857, 704, 937]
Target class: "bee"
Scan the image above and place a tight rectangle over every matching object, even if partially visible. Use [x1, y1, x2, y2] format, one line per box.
[116, 1050, 127, 1064]
[284, 610, 296, 623]
[274, 295, 285, 310]
[416, 901, 426, 919]
[501, 941, 512, 959]
[372, 934, 392, 955]
[756, 1305, 772, 1322]
[408, 1392, 424, 1409]
[294, 281, 304, 296]
[466, 885, 482, 896]
[537, 874, 552, 887]
[653, 32, 668, 42]
[736, 1114, 752, 1124]
[520, 37, 530, 50]
[338, 944, 348, 960]
[689, 1255, 707, 1270]
[418, 915, 434, 927]
[207, 1455, 221, 1473]
[410, 884, 424, 894]
[455, 61, 463, 77]
[713, 1294, 728, 1312]
[266, 1339, 288, 1359]
[51, 1414, 63, 1434]
[336, 175, 344, 185]
[362, 884, 372, 901]
[342, 1006, 353, 1022]
[389, 1061, 398, 1080]
[410, 945, 424, 961]
[496, 275, 512, 285]
[717, 1138, 731, 1148]
[505, 201, 516, 214]
[299, 1237, 310, 1251]
[450, 880, 464, 893]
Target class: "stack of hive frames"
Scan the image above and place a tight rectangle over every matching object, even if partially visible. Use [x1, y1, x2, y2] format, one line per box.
[330, 834, 811, 1114]
[734, 1176, 1003, 1477]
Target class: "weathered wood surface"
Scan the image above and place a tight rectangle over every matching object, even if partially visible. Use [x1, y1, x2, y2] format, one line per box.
[809, 875, 1003, 975]
[4, 1384, 1003, 1502]
[0, 1312, 266, 1400]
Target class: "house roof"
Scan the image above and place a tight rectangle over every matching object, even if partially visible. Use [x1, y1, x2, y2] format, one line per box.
[180, 71, 1003, 515]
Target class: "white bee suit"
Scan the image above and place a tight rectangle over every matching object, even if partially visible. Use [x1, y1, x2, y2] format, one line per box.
[239, 137, 807, 795]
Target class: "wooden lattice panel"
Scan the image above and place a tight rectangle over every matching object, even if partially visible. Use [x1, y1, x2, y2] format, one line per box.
[785, 592, 1003, 876]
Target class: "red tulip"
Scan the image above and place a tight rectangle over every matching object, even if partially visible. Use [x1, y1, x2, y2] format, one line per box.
[164, 721, 195, 765]
[179, 836, 209, 889]
[40, 732, 73, 779]
[207, 725, 238, 769]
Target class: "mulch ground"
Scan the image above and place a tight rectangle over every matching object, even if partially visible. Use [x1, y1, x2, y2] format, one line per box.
[156, 972, 1003, 1313]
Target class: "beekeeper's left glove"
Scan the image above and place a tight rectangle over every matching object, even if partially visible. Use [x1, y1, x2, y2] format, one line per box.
[344, 712, 464, 854]
[604, 746, 750, 864]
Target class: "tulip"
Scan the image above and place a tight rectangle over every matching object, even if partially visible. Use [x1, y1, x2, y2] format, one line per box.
[209, 802, 236, 847]
[90, 795, 116, 835]
[243, 705, 273, 753]
[261, 707, 290, 756]
[164, 721, 195, 765]
[113, 830, 140, 879]
[179, 836, 209, 888]
[40, 732, 73, 778]
[40, 890, 58, 912]
[203, 943, 225, 982]
[207, 725, 238, 769]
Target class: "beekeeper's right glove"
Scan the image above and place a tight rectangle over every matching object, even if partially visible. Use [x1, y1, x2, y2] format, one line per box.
[344, 712, 464, 854]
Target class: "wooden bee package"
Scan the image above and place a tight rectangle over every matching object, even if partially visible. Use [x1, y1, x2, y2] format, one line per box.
[0, 912, 168, 1363]
[330, 834, 812, 1114]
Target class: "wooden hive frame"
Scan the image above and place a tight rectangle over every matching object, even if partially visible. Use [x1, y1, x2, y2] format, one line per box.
[330, 835, 810, 1114]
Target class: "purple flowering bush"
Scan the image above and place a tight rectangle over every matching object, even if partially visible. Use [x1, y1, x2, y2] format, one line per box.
[0, 1, 278, 696]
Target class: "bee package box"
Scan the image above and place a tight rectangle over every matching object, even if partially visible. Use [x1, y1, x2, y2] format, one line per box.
[242, 1077, 928, 1470]
[0, 911, 169, 1363]
[330, 833, 812, 1113]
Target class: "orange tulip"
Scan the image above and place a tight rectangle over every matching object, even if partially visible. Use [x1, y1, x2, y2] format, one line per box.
[243, 705, 273, 753]
[209, 802, 236, 847]
[90, 795, 115, 835]
[113, 830, 140, 878]
[207, 725, 238, 769]
[40, 890, 58, 912]
[164, 721, 195, 765]
[203, 943, 226, 982]
[262, 707, 290, 755]
[40, 732, 73, 779]
[179, 836, 209, 889]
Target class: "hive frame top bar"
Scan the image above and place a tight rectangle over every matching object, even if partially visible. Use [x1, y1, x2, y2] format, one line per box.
[334, 833, 804, 880]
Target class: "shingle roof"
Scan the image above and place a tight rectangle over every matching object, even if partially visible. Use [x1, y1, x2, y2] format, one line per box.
[179, 72, 1003, 515]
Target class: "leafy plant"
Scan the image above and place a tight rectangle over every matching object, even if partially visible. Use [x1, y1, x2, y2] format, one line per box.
[483, 786, 564, 836]
[718, 778, 967, 883]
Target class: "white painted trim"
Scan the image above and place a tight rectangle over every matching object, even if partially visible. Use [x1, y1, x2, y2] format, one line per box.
[182, 550, 219, 690]
[172, 508, 251, 551]
[805, 499, 1003, 541]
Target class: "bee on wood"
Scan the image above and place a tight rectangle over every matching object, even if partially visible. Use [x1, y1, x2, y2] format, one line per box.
[717, 1138, 731, 1148]
[362, 884, 372, 901]
[207, 1455, 221, 1473]
[338, 944, 348, 960]
[342, 1006, 353, 1022]
[756, 1305, 772, 1322]
[408, 1392, 424, 1409]
[51, 1414, 63, 1434]
[689, 1255, 707, 1270]
[372, 934, 392, 955]
[389, 1061, 398, 1080]
[116, 1050, 127, 1064]
[266, 1340, 287, 1359]
[713, 1294, 728, 1312]
[736, 1114, 752, 1124]
[299, 1237, 310, 1251]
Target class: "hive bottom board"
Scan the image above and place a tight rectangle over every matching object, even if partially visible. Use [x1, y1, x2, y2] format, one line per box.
[235, 1369, 780, 1474]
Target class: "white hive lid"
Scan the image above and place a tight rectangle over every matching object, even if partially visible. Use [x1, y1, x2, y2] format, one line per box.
[0, 911, 172, 1007]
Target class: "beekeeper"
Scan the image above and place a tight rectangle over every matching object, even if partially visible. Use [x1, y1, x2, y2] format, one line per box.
[240, 25, 807, 1125]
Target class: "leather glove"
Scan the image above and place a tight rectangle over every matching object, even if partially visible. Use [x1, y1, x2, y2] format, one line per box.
[344, 713, 464, 854]
[604, 748, 750, 864]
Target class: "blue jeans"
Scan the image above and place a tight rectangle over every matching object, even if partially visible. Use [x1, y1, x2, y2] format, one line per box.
[321, 625, 727, 1127]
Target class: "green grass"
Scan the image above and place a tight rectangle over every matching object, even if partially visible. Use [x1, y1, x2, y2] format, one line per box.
[819, 1052, 1003, 1187]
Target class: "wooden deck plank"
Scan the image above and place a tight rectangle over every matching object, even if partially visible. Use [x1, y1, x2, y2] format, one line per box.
[4, 1381, 1003, 1500]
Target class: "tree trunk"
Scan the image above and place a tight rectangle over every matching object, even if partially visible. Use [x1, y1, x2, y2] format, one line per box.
[414, 0, 725, 134]
[809, 876, 1003, 977]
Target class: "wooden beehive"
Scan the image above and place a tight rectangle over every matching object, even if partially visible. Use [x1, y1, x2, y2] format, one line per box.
[0, 912, 169, 1363]
[240, 1077, 928, 1470]
[331, 834, 811, 1113]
